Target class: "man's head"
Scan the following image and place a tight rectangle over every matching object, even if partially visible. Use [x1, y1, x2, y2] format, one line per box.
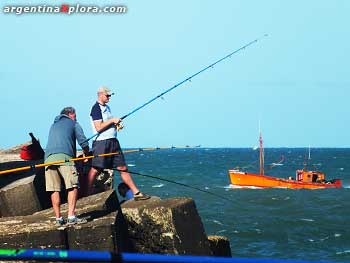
[61, 106, 76, 121]
[97, 86, 114, 104]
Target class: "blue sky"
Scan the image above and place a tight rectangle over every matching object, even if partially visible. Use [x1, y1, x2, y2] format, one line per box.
[1, 0, 349, 149]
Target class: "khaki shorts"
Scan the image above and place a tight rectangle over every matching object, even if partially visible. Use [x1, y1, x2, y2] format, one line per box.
[45, 165, 79, 192]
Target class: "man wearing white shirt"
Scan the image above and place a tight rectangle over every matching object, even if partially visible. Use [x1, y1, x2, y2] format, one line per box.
[87, 86, 150, 201]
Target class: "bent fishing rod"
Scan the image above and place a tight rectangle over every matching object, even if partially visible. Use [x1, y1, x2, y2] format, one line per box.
[86, 34, 268, 142]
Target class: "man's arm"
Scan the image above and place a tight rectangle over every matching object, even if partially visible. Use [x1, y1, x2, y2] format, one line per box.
[75, 122, 90, 155]
[90, 103, 121, 133]
[93, 117, 121, 133]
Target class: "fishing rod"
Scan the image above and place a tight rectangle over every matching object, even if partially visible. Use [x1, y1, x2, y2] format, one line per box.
[116, 168, 233, 202]
[0, 146, 199, 176]
[86, 34, 268, 141]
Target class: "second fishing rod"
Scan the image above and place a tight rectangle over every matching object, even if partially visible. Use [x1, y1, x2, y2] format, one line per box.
[85, 35, 267, 142]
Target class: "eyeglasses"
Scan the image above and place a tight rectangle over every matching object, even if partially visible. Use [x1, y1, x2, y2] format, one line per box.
[105, 94, 112, 98]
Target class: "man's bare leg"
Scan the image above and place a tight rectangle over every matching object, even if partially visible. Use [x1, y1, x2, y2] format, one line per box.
[51, 191, 61, 218]
[67, 188, 78, 217]
[118, 166, 139, 194]
[87, 167, 100, 195]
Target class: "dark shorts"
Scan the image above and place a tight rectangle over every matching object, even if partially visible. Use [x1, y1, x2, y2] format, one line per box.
[91, 138, 126, 169]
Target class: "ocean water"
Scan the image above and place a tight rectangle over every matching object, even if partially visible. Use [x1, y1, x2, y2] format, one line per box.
[118, 148, 350, 262]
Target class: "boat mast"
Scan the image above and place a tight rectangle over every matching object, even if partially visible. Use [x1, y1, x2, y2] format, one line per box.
[259, 121, 264, 175]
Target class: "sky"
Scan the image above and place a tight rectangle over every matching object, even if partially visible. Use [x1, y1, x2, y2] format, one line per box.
[0, 0, 349, 149]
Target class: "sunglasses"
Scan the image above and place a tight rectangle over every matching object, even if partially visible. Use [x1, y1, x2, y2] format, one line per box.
[106, 94, 112, 98]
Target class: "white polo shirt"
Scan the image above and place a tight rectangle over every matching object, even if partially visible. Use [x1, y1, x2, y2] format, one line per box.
[90, 102, 117, 141]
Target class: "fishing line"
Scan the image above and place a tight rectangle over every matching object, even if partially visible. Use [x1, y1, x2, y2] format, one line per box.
[114, 168, 233, 202]
[86, 34, 268, 142]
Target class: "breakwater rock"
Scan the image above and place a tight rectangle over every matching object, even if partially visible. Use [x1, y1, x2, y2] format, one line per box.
[121, 197, 211, 255]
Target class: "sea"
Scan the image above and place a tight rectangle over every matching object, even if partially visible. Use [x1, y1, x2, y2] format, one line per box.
[117, 148, 350, 262]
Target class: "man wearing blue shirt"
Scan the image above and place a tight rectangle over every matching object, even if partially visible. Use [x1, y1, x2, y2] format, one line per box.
[45, 107, 89, 226]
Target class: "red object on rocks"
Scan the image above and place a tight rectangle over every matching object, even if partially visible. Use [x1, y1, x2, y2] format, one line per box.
[20, 133, 44, 160]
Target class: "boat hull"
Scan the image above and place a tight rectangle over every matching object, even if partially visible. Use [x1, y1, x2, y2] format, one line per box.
[228, 170, 342, 189]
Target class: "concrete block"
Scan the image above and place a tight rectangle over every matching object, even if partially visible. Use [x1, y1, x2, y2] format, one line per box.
[0, 216, 66, 249]
[207, 235, 232, 257]
[0, 173, 50, 217]
[0, 190, 129, 253]
[121, 197, 213, 256]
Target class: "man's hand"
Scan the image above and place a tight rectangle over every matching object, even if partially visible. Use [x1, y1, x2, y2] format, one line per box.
[83, 148, 90, 163]
[111, 117, 122, 125]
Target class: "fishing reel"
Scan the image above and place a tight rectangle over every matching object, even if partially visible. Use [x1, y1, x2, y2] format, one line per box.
[116, 122, 124, 131]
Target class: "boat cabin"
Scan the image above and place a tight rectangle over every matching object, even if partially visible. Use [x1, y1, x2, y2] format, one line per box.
[296, 170, 325, 183]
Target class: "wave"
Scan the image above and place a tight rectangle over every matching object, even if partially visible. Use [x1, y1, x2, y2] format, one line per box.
[270, 163, 283, 166]
[300, 218, 314, 222]
[336, 250, 350, 255]
[212, 220, 223, 225]
[152, 183, 164, 188]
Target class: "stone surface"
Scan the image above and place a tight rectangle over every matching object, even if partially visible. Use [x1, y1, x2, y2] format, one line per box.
[0, 153, 46, 218]
[0, 214, 67, 249]
[0, 142, 30, 155]
[0, 156, 43, 188]
[36, 190, 132, 253]
[121, 197, 213, 256]
[0, 173, 50, 217]
[207, 235, 232, 257]
[0, 190, 131, 253]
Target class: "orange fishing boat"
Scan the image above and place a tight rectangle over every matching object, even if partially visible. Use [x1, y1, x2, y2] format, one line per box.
[228, 129, 342, 189]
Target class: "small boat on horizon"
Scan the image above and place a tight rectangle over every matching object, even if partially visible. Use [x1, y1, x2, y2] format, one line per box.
[228, 128, 342, 189]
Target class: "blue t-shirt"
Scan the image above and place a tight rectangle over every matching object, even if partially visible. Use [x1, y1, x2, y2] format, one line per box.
[90, 102, 117, 141]
[45, 114, 88, 159]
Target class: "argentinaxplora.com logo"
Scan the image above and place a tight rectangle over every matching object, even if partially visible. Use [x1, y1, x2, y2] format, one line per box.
[3, 3, 127, 15]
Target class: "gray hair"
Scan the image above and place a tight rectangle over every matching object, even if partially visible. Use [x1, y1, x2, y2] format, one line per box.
[60, 106, 76, 115]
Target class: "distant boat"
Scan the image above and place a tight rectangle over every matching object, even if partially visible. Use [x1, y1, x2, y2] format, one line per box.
[228, 169, 342, 189]
[228, 130, 342, 189]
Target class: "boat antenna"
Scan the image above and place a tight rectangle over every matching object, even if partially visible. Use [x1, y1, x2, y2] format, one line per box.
[308, 145, 311, 160]
[259, 120, 264, 175]
[303, 145, 312, 170]
[85, 34, 268, 142]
